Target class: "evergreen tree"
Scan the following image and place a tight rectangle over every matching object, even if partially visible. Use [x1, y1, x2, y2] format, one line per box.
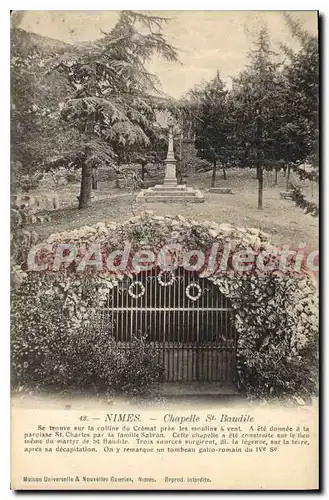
[52, 11, 179, 208]
[281, 13, 319, 180]
[230, 27, 283, 209]
[190, 72, 230, 187]
[10, 27, 71, 192]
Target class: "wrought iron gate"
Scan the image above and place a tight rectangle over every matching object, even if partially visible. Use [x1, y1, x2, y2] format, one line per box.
[103, 267, 237, 383]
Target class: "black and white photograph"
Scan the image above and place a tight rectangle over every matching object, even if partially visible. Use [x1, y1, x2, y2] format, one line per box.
[10, 9, 319, 490]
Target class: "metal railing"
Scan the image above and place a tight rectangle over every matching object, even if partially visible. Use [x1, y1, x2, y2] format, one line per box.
[103, 267, 237, 382]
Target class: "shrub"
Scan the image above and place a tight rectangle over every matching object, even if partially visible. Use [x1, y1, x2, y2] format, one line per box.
[65, 171, 80, 183]
[11, 274, 164, 395]
[13, 172, 44, 193]
[237, 337, 318, 401]
[11, 228, 39, 267]
[216, 275, 319, 401]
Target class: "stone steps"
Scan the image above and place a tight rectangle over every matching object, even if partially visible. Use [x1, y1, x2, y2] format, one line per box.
[158, 382, 240, 398]
[142, 196, 204, 203]
[144, 191, 199, 198]
[138, 192, 205, 203]
[136, 184, 205, 203]
[163, 180, 178, 186]
[152, 185, 188, 192]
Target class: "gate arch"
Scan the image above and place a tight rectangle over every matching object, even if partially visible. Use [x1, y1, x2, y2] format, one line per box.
[103, 266, 237, 383]
[13, 212, 318, 397]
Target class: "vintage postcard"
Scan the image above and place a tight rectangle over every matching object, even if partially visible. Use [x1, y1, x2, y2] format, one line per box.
[10, 10, 319, 490]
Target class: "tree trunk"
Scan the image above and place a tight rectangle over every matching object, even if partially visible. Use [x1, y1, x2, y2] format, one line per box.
[274, 166, 278, 186]
[141, 162, 146, 181]
[92, 167, 98, 190]
[286, 164, 291, 192]
[211, 157, 217, 188]
[257, 165, 263, 210]
[82, 86, 95, 202]
[177, 162, 183, 184]
[79, 161, 92, 209]
[223, 165, 227, 181]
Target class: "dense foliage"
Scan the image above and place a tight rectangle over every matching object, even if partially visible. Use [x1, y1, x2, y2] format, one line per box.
[213, 275, 318, 400]
[11, 12, 179, 204]
[11, 28, 72, 192]
[11, 273, 164, 395]
[281, 13, 319, 172]
[49, 11, 179, 207]
[182, 15, 318, 209]
[190, 72, 231, 186]
[289, 184, 319, 217]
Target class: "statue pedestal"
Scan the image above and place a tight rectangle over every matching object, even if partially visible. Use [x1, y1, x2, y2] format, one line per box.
[137, 163, 205, 202]
[136, 184, 205, 203]
[136, 121, 205, 204]
[163, 158, 178, 186]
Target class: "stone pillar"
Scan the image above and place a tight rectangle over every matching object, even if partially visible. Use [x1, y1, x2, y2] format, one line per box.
[164, 122, 177, 186]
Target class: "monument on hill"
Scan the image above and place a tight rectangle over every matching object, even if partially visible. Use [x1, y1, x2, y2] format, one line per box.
[136, 119, 205, 203]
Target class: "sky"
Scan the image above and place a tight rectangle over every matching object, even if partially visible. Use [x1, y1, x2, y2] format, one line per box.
[16, 10, 318, 99]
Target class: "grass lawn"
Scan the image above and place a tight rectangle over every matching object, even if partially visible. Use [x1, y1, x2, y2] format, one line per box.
[28, 168, 318, 253]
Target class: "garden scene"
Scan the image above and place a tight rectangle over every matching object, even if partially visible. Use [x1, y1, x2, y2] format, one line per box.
[11, 11, 319, 406]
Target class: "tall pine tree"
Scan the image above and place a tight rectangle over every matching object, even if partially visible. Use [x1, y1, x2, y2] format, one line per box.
[231, 27, 282, 209]
[192, 72, 230, 187]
